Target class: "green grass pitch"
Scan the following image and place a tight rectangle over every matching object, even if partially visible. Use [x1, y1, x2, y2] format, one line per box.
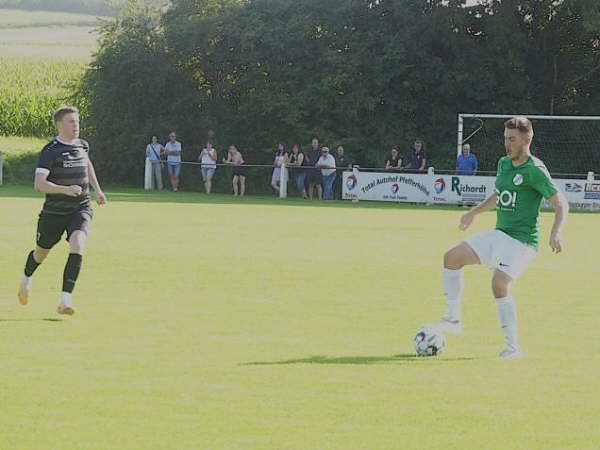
[1, 185, 599, 449]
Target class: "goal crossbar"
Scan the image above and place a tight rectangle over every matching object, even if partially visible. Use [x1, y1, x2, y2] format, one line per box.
[457, 113, 600, 160]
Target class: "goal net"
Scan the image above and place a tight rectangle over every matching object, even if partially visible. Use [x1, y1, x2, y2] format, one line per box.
[458, 114, 600, 177]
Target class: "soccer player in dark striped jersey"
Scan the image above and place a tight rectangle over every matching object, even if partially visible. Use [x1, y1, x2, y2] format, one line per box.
[17, 106, 107, 315]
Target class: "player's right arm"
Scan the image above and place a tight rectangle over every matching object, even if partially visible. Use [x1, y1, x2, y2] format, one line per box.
[34, 171, 82, 197]
[35, 147, 82, 197]
[458, 193, 498, 231]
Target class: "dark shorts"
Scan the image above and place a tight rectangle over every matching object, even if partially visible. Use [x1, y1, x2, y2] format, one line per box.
[307, 168, 322, 185]
[233, 165, 246, 177]
[36, 207, 93, 250]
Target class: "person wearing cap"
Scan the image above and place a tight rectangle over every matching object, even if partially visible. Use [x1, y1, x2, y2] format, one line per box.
[316, 146, 337, 200]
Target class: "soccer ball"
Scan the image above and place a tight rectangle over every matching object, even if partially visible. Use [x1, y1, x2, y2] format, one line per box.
[413, 327, 446, 356]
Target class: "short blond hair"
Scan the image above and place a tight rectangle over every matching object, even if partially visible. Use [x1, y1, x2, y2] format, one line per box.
[53, 106, 79, 124]
[504, 116, 533, 136]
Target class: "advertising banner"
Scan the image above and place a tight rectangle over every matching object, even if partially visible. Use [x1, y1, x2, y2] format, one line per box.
[342, 170, 599, 211]
[542, 179, 600, 211]
[342, 170, 430, 203]
[430, 175, 495, 205]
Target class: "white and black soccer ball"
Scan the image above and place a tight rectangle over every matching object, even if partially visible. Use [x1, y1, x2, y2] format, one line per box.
[413, 327, 446, 356]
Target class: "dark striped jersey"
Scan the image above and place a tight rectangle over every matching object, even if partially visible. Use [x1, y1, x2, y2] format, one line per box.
[36, 138, 91, 215]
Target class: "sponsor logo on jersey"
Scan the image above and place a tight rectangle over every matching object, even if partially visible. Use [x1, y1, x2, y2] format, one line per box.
[513, 174, 524, 186]
[63, 160, 88, 168]
[496, 189, 518, 208]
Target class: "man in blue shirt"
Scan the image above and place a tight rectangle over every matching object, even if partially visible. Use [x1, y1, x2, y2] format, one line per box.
[456, 143, 478, 175]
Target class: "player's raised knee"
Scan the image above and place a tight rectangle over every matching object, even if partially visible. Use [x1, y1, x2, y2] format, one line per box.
[444, 247, 463, 269]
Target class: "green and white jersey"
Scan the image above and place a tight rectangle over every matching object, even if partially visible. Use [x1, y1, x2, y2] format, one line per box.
[495, 156, 558, 251]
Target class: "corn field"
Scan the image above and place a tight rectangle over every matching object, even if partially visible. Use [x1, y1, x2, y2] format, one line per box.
[0, 57, 85, 137]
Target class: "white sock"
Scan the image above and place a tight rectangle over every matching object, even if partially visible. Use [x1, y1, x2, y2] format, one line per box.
[443, 268, 464, 322]
[59, 292, 73, 306]
[496, 296, 519, 351]
[21, 274, 33, 286]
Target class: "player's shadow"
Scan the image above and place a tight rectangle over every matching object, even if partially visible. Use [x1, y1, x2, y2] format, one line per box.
[242, 354, 477, 366]
[0, 318, 63, 322]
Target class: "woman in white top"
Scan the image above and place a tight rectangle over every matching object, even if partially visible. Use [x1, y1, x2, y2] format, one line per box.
[316, 147, 337, 200]
[198, 141, 218, 194]
[271, 143, 289, 194]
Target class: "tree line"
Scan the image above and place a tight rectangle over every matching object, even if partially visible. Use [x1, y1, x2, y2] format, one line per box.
[75, 0, 600, 187]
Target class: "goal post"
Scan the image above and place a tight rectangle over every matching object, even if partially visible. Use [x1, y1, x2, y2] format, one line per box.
[457, 113, 600, 176]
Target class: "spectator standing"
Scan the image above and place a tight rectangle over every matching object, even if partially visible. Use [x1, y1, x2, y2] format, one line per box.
[271, 143, 289, 194]
[288, 144, 307, 198]
[334, 145, 352, 199]
[316, 147, 337, 200]
[456, 143, 478, 175]
[165, 131, 182, 191]
[404, 139, 427, 172]
[199, 141, 218, 194]
[224, 145, 246, 196]
[146, 135, 164, 190]
[305, 137, 323, 200]
[385, 148, 402, 171]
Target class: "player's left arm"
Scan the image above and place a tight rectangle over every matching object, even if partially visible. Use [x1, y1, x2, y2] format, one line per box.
[532, 166, 568, 253]
[546, 192, 569, 254]
[87, 159, 107, 205]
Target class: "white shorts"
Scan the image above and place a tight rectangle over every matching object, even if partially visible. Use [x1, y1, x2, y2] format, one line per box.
[464, 230, 537, 280]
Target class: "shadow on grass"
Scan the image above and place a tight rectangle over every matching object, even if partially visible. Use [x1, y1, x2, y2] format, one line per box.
[242, 354, 477, 366]
[0, 317, 63, 322]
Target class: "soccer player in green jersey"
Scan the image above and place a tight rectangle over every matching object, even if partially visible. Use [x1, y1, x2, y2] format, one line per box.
[427, 117, 569, 358]
[17, 106, 107, 315]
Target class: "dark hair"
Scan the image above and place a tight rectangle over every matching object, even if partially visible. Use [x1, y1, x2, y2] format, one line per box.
[504, 117, 533, 135]
[53, 106, 79, 123]
[276, 143, 287, 156]
[413, 139, 425, 151]
[292, 144, 301, 153]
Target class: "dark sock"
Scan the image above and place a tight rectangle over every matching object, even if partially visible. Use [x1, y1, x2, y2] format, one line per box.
[62, 253, 83, 293]
[24, 250, 41, 277]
